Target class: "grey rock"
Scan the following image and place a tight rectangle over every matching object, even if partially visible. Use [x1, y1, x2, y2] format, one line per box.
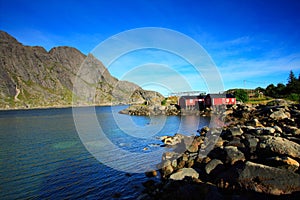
[237, 161, 300, 195]
[224, 146, 245, 165]
[258, 136, 300, 159]
[244, 136, 258, 153]
[265, 156, 299, 172]
[270, 109, 290, 120]
[229, 127, 243, 136]
[169, 168, 199, 180]
[273, 125, 283, 133]
[205, 159, 224, 174]
[246, 118, 264, 127]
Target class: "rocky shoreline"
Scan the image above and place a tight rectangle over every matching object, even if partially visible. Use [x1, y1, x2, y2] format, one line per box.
[140, 100, 300, 199]
[119, 104, 214, 116]
[119, 104, 181, 116]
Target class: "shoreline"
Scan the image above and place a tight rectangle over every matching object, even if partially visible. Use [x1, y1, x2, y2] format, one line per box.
[0, 103, 130, 112]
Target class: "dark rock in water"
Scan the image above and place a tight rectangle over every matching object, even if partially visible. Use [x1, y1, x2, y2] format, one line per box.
[237, 161, 300, 195]
[142, 179, 157, 195]
[145, 170, 158, 178]
[157, 178, 213, 200]
[258, 136, 300, 159]
[112, 192, 121, 198]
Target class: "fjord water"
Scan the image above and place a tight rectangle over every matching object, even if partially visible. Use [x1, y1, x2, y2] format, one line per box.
[0, 106, 209, 199]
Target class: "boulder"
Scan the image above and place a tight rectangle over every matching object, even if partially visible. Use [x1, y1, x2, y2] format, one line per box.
[243, 135, 258, 153]
[205, 159, 224, 175]
[273, 125, 283, 133]
[161, 164, 174, 178]
[169, 168, 199, 181]
[237, 161, 300, 195]
[258, 136, 300, 159]
[261, 127, 276, 135]
[265, 156, 299, 172]
[145, 170, 158, 177]
[186, 137, 202, 153]
[229, 127, 244, 136]
[162, 152, 178, 161]
[246, 118, 264, 127]
[197, 126, 210, 136]
[142, 179, 156, 190]
[224, 146, 245, 165]
[162, 134, 185, 146]
[266, 99, 288, 106]
[270, 109, 290, 120]
[284, 126, 300, 136]
[226, 137, 245, 148]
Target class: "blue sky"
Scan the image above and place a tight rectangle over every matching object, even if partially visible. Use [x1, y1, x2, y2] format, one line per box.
[1, 0, 300, 95]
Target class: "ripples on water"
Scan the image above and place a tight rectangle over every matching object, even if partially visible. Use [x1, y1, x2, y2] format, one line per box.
[0, 106, 210, 199]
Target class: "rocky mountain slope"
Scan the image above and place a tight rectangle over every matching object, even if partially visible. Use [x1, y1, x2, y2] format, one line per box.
[0, 31, 163, 109]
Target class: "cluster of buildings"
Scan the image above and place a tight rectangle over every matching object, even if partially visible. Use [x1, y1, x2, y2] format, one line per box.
[178, 93, 236, 110]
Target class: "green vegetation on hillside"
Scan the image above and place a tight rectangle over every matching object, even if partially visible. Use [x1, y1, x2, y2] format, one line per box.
[234, 89, 249, 103]
[263, 70, 300, 102]
[227, 70, 300, 104]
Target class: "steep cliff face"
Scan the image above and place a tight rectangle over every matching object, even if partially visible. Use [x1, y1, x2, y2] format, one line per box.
[0, 31, 163, 109]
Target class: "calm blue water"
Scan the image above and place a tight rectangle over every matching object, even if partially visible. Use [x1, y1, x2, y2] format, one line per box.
[0, 106, 209, 199]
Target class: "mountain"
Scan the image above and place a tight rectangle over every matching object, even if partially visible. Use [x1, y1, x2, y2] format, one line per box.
[0, 31, 164, 109]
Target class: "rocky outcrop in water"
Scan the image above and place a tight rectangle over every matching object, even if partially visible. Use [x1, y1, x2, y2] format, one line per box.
[141, 100, 300, 199]
[120, 104, 179, 116]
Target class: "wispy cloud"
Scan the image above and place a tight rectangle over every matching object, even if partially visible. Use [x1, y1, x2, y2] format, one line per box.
[218, 53, 300, 89]
[190, 32, 300, 89]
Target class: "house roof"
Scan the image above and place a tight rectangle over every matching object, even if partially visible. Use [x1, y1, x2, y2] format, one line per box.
[206, 93, 235, 98]
[180, 95, 205, 99]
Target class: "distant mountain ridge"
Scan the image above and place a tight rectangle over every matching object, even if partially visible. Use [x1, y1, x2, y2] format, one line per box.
[0, 31, 164, 109]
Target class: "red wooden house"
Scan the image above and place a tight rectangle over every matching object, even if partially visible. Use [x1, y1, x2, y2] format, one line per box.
[178, 95, 205, 110]
[178, 93, 236, 110]
[204, 94, 236, 107]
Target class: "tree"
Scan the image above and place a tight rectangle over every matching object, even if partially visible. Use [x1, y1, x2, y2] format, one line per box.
[276, 83, 286, 96]
[287, 70, 296, 85]
[265, 84, 276, 97]
[286, 70, 297, 94]
[235, 89, 249, 102]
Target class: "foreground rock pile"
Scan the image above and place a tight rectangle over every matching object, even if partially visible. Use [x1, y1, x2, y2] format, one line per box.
[141, 100, 300, 199]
